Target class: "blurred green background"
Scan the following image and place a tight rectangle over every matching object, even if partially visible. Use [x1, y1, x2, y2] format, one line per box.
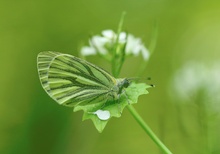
[1, 0, 220, 154]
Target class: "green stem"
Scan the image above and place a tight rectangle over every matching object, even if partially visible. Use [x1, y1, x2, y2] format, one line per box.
[112, 11, 126, 77]
[127, 105, 173, 154]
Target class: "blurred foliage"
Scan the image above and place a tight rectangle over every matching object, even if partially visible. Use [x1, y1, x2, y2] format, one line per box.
[1, 0, 220, 154]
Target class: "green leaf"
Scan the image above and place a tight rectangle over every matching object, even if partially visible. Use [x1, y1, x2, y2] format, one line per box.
[73, 82, 152, 132]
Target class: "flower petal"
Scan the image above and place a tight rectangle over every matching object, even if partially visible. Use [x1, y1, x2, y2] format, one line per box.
[80, 46, 96, 56]
[102, 30, 115, 39]
[141, 45, 150, 61]
[119, 32, 127, 43]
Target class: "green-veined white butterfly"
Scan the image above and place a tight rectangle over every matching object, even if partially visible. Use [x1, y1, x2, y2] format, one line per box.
[37, 51, 132, 108]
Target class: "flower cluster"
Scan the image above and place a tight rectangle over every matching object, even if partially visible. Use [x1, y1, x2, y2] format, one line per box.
[80, 29, 150, 61]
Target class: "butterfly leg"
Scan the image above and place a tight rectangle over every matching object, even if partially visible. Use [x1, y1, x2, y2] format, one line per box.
[100, 95, 108, 109]
[123, 90, 131, 105]
[100, 93, 113, 109]
[117, 94, 122, 115]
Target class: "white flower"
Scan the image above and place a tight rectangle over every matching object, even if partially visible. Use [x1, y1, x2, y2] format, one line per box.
[89, 36, 109, 55]
[102, 29, 115, 39]
[119, 32, 127, 43]
[125, 34, 150, 60]
[80, 29, 150, 61]
[171, 62, 220, 112]
[80, 46, 96, 56]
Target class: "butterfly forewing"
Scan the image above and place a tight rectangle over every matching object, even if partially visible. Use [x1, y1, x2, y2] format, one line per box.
[37, 51, 117, 107]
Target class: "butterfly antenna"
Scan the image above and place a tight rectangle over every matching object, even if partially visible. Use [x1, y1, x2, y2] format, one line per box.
[127, 77, 155, 88]
[127, 77, 151, 82]
[150, 84, 155, 87]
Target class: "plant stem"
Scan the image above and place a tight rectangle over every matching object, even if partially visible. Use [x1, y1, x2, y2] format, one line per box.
[112, 11, 126, 77]
[127, 105, 173, 154]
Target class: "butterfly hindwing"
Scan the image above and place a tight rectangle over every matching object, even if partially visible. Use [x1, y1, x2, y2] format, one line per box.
[37, 51, 117, 107]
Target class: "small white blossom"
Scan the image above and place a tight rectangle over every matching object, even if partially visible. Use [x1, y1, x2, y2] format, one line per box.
[102, 29, 115, 39]
[125, 34, 150, 60]
[89, 36, 108, 55]
[171, 62, 220, 112]
[80, 46, 96, 56]
[141, 45, 150, 60]
[80, 29, 150, 61]
[119, 32, 127, 43]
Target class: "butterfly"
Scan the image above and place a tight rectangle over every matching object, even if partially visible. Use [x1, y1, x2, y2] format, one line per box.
[37, 51, 132, 107]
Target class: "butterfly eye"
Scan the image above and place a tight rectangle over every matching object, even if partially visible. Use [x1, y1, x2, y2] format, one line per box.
[124, 79, 130, 88]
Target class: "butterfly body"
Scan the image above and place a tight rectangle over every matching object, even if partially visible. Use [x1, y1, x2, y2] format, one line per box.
[37, 51, 130, 107]
[109, 78, 130, 100]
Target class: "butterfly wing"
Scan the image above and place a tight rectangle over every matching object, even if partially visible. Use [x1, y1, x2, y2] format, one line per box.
[37, 51, 117, 107]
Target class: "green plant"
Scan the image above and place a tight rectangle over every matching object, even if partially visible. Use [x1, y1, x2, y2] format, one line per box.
[79, 12, 172, 154]
[37, 12, 172, 154]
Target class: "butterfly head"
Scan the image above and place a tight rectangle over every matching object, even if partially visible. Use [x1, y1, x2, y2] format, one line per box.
[122, 78, 130, 88]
